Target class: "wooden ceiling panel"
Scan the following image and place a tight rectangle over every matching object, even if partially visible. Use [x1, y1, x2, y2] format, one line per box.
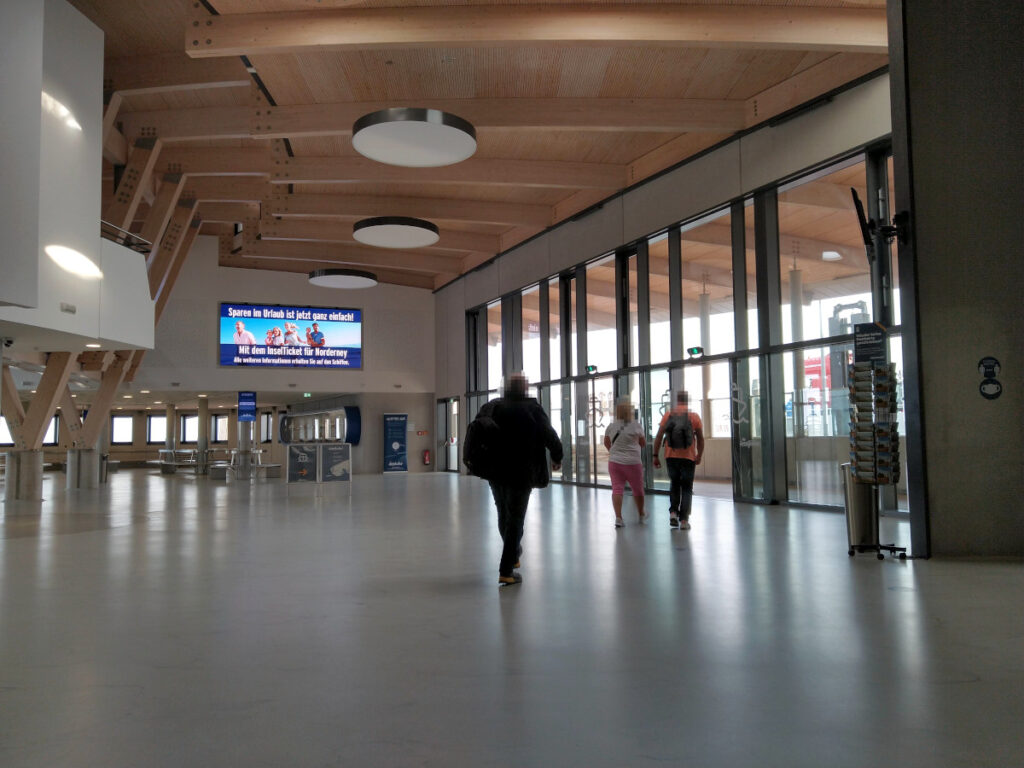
[601, 47, 717, 98]
[289, 182, 569, 207]
[75, 0, 889, 290]
[684, 49, 760, 99]
[212, 1, 888, 10]
[120, 86, 251, 114]
[726, 50, 810, 99]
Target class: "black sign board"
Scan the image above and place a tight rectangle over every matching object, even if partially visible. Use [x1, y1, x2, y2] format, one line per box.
[854, 323, 888, 364]
[287, 444, 318, 483]
[320, 443, 352, 482]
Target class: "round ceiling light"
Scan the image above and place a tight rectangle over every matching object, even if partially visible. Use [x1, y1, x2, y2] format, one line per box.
[353, 216, 439, 249]
[308, 268, 378, 290]
[352, 108, 477, 167]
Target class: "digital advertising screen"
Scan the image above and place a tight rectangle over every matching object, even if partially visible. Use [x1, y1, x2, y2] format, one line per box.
[219, 302, 362, 369]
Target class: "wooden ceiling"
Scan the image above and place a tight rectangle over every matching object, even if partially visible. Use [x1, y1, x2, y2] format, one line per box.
[75, 0, 888, 293]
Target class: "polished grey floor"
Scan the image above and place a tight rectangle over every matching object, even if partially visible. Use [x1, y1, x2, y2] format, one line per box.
[1, 470, 1021, 767]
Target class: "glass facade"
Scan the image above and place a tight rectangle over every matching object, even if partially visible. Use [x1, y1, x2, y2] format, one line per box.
[147, 415, 167, 444]
[464, 148, 903, 510]
[111, 415, 133, 444]
[521, 284, 542, 384]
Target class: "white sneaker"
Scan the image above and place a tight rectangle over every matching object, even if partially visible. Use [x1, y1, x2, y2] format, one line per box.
[614, 518, 625, 528]
[679, 519, 691, 530]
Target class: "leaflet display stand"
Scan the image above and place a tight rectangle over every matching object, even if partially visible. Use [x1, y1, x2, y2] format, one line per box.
[846, 361, 907, 560]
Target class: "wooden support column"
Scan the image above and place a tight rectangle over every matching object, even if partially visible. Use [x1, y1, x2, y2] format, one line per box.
[148, 198, 198, 298]
[102, 91, 124, 157]
[1, 365, 26, 448]
[124, 349, 146, 384]
[57, 385, 85, 448]
[104, 138, 161, 231]
[20, 352, 76, 450]
[155, 215, 202, 323]
[80, 352, 132, 449]
[139, 174, 185, 250]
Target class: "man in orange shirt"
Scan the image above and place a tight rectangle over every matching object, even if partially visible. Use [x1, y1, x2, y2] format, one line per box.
[653, 391, 705, 530]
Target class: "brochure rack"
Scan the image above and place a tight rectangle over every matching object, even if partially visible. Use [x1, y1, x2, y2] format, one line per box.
[847, 361, 907, 560]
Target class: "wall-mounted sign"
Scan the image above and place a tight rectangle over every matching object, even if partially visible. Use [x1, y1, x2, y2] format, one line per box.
[238, 391, 256, 422]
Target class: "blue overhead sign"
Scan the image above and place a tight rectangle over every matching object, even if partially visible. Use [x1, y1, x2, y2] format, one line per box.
[238, 391, 257, 422]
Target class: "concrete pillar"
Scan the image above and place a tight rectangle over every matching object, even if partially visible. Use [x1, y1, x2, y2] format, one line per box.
[197, 397, 209, 475]
[889, 0, 1024, 555]
[4, 450, 44, 501]
[99, 416, 111, 484]
[66, 448, 100, 490]
[164, 404, 176, 449]
[235, 417, 252, 481]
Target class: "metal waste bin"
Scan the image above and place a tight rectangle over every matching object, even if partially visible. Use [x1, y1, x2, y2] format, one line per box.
[841, 462, 877, 551]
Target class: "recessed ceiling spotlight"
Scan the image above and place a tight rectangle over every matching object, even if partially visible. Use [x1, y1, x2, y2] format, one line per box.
[353, 216, 439, 249]
[140, 390, 150, 394]
[85, 343, 101, 349]
[309, 268, 378, 289]
[352, 107, 476, 167]
[198, 394, 207, 398]
[45, 245, 102, 278]
[821, 250, 843, 262]
[123, 395, 133, 399]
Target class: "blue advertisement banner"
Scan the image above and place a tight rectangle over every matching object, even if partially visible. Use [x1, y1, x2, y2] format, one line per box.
[383, 414, 408, 473]
[238, 391, 256, 422]
[219, 303, 362, 369]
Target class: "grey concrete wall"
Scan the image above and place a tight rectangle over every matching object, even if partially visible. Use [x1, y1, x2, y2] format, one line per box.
[291, 393, 435, 475]
[897, 1, 1024, 555]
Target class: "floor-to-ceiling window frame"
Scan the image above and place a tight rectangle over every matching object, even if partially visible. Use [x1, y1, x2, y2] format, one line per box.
[464, 144, 905, 513]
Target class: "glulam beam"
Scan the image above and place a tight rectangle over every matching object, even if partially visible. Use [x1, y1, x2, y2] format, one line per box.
[186, 6, 888, 58]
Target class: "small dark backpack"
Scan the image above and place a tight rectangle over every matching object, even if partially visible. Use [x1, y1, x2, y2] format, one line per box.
[665, 412, 694, 450]
[464, 412, 502, 480]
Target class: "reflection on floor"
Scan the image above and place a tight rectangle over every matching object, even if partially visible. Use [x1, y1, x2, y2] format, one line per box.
[0, 470, 1019, 767]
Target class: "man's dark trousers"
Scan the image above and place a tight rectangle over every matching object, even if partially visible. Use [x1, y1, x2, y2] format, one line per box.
[666, 458, 696, 520]
[489, 482, 532, 576]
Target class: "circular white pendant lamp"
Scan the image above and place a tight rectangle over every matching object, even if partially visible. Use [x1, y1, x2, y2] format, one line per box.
[352, 108, 477, 167]
[308, 268, 378, 289]
[353, 216, 440, 249]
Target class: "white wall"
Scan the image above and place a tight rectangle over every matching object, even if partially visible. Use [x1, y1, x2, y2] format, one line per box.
[434, 74, 893, 399]
[139, 235, 435, 394]
[0, 0, 154, 351]
[0, 0, 43, 308]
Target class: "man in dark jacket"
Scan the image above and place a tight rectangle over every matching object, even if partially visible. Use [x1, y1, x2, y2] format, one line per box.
[477, 373, 563, 586]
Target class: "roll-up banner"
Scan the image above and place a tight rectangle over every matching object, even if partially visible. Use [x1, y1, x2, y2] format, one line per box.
[383, 413, 408, 473]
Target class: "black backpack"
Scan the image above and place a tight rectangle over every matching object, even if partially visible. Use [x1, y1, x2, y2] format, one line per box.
[463, 411, 501, 480]
[665, 412, 694, 450]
